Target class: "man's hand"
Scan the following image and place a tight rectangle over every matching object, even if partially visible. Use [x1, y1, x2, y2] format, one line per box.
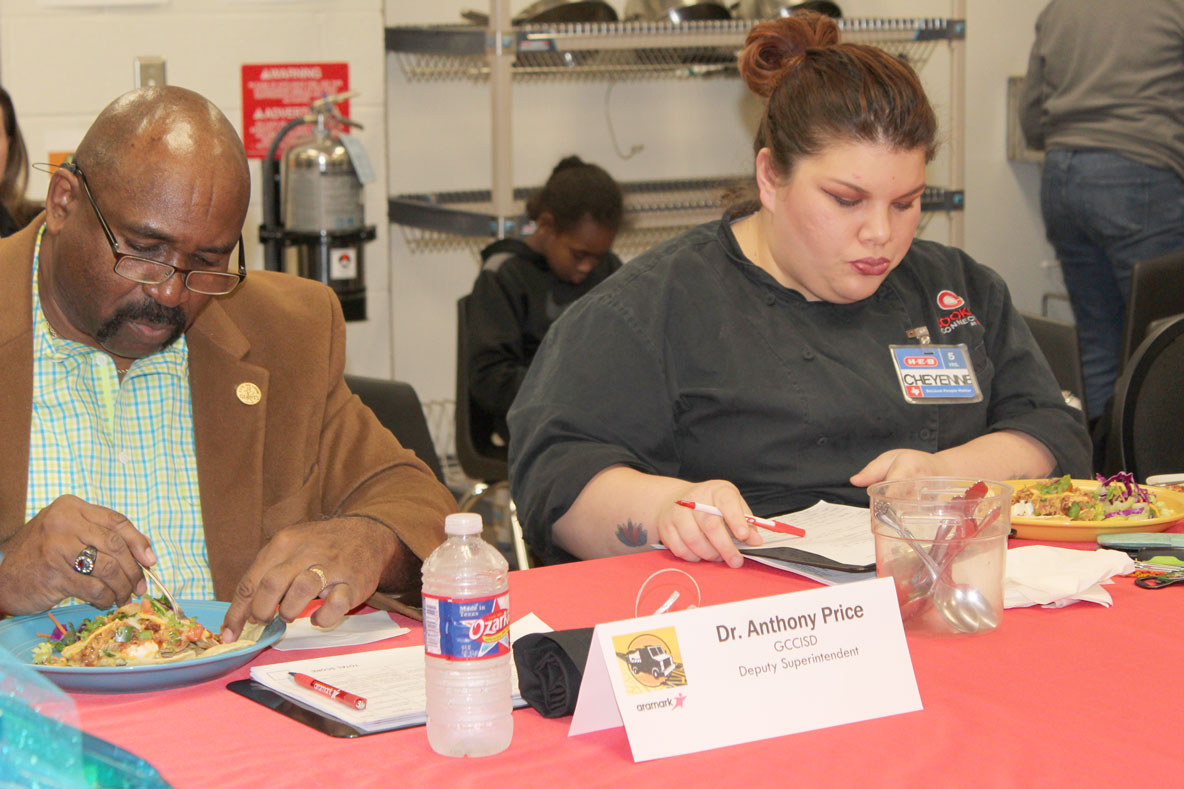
[657, 480, 764, 569]
[220, 517, 401, 642]
[0, 495, 153, 615]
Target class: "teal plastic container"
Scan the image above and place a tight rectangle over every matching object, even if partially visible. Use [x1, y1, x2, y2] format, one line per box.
[0, 648, 170, 787]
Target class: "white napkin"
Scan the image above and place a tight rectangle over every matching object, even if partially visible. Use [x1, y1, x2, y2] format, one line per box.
[1004, 546, 1135, 609]
[273, 610, 411, 651]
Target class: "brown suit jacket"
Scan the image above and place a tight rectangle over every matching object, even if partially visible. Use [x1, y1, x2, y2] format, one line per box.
[0, 218, 453, 600]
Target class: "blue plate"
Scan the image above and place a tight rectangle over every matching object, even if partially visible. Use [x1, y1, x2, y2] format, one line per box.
[0, 600, 285, 694]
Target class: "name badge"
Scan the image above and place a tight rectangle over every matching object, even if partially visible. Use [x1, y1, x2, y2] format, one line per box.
[569, 578, 921, 762]
[889, 344, 982, 404]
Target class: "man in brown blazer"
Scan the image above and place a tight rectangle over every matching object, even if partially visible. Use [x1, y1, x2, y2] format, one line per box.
[0, 86, 453, 641]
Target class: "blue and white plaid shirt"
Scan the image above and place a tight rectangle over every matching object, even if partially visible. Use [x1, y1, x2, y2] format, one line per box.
[27, 224, 214, 600]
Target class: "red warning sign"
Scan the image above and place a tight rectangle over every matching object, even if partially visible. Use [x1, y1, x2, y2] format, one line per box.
[241, 63, 349, 159]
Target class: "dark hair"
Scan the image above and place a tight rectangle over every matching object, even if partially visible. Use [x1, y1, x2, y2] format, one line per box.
[525, 155, 623, 234]
[729, 13, 937, 212]
[0, 86, 37, 225]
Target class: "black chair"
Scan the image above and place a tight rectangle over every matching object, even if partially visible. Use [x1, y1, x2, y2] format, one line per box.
[1121, 249, 1184, 367]
[455, 295, 530, 569]
[455, 295, 508, 482]
[1022, 312, 1088, 421]
[1108, 314, 1184, 480]
[345, 375, 445, 484]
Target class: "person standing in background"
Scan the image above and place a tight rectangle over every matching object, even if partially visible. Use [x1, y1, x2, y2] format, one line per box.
[466, 155, 624, 444]
[1019, 0, 1184, 430]
[0, 86, 41, 236]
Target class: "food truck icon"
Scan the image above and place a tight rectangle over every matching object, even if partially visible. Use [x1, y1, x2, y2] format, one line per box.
[618, 644, 675, 680]
[612, 628, 687, 691]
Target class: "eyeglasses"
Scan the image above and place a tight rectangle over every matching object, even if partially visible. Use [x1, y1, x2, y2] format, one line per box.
[61, 161, 246, 296]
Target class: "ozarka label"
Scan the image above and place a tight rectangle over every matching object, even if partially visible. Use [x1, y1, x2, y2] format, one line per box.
[422, 592, 510, 660]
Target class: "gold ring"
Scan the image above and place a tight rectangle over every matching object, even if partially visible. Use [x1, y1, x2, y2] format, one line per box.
[308, 566, 329, 594]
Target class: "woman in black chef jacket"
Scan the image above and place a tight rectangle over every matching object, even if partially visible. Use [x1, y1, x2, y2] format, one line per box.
[507, 13, 1092, 567]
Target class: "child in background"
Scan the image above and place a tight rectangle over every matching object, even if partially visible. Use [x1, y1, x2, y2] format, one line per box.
[466, 155, 624, 444]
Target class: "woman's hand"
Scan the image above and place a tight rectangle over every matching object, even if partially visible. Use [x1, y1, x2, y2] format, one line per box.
[658, 481, 765, 568]
[552, 467, 764, 567]
[849, 449, 949, 487]
[850, 430, 1057, 489]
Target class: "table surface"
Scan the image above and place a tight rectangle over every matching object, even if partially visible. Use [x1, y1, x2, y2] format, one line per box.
[57, 537, 1184, 788]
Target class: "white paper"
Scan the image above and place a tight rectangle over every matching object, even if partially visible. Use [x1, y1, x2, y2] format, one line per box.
[249, 613, 552, 733]
[1004, 546, 1134, 609]
[570, 578, 920, 761]
[744, 501, 877, 567]
[273, 611, 411, 651]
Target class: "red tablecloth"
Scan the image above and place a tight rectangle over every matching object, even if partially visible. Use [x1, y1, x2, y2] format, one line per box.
[69, 545, 1184, 788]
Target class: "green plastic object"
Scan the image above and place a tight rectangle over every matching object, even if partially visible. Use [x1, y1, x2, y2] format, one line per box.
[0, 647, 170, 788]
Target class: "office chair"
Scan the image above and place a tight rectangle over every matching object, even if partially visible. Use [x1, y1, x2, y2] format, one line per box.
[1121, 249, 1184, 367]
[1109, 314, 1184, 481]
[345, 375, 445, 484]
[1021, 312, 1088, 422]
[455, 295, 530, 570]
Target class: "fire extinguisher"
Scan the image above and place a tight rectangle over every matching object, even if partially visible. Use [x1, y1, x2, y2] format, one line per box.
[259, 91, 376, 321]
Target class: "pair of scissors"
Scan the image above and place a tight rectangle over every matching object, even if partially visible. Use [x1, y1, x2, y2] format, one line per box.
[1135, 570, 1184, 589]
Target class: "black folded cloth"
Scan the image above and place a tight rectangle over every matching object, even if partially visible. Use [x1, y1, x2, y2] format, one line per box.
[512, 628, 594, 718]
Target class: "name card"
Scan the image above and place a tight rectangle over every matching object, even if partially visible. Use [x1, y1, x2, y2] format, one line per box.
[569, 577, 921, 761]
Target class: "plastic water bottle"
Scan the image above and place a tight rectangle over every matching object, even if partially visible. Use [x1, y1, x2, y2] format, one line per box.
[422, 512, 513, 757]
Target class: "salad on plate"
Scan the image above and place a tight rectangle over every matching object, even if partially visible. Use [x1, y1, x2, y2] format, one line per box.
[1011, 472, 1173, 522]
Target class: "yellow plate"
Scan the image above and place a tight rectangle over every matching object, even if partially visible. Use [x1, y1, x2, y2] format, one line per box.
[1007, 478, 1184, 542]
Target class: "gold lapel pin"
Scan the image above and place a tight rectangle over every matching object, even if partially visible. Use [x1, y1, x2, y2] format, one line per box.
[236, 382, 262, 405]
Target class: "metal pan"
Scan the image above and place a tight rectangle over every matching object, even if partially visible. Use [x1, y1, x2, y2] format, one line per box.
[462, 0, 619, 26]
[624, 0, 732, 23]
[734, 0, 842, 19]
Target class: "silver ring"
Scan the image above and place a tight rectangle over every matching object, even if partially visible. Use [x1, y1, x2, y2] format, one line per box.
[73, 545, 98, 575]
[308, 566, 328, 593]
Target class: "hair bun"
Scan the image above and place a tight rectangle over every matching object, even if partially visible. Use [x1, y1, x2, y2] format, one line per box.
[738, 14, 841, 99]
[551, 155, 587, 175]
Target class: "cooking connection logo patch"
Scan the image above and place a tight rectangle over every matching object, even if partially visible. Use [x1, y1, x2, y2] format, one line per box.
[612, 627, 687, 694]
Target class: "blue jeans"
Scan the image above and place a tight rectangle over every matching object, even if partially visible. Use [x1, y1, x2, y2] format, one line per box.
[1040, 150, 1184, 420]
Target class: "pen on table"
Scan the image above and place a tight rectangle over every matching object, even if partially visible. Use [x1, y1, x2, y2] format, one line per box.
[290, 672, 367, 710]
[675, 500, 806, 537]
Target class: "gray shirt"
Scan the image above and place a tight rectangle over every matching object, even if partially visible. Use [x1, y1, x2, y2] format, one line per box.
[1020, 0, 1184, 180]
[508, 220, 1092, 564]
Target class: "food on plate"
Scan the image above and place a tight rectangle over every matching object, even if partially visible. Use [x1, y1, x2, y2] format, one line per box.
[32, 597, 257, 667]
[1011, 472, 1174, 522]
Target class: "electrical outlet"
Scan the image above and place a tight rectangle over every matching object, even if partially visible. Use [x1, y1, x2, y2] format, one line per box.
[134, 57, 167, 88]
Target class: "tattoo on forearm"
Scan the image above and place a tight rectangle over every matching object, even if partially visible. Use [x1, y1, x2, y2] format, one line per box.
[615, 519, 648, 548]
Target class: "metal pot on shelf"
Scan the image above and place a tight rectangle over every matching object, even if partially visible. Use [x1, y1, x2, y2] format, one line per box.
[624, 0, 732, 23]
[623, 0, 733, 68]
[733, 0, 842, 19]
[461, 0, 619, 26]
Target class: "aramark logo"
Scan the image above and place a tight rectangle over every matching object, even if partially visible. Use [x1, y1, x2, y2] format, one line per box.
[936, 290, 965, 310]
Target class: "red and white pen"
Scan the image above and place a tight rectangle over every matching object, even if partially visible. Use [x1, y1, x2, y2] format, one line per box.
[290, 672, 367, 710]
[675, 500, 806, 537]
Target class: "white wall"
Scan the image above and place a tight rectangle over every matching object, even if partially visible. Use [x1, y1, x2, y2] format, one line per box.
[0, 0, 394, 377]
[2, 0, 1066, 410]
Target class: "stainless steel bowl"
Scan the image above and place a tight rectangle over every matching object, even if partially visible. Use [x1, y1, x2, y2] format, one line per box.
[462, 0, 619, 26]
[515, 0, 619, 23]
[735, 0, 841, 19]
[624, 0, 732, 23]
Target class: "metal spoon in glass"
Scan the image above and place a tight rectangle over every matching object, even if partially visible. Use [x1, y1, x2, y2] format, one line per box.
[874, 510, 999, 634]
[139, 564, 185, 619]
